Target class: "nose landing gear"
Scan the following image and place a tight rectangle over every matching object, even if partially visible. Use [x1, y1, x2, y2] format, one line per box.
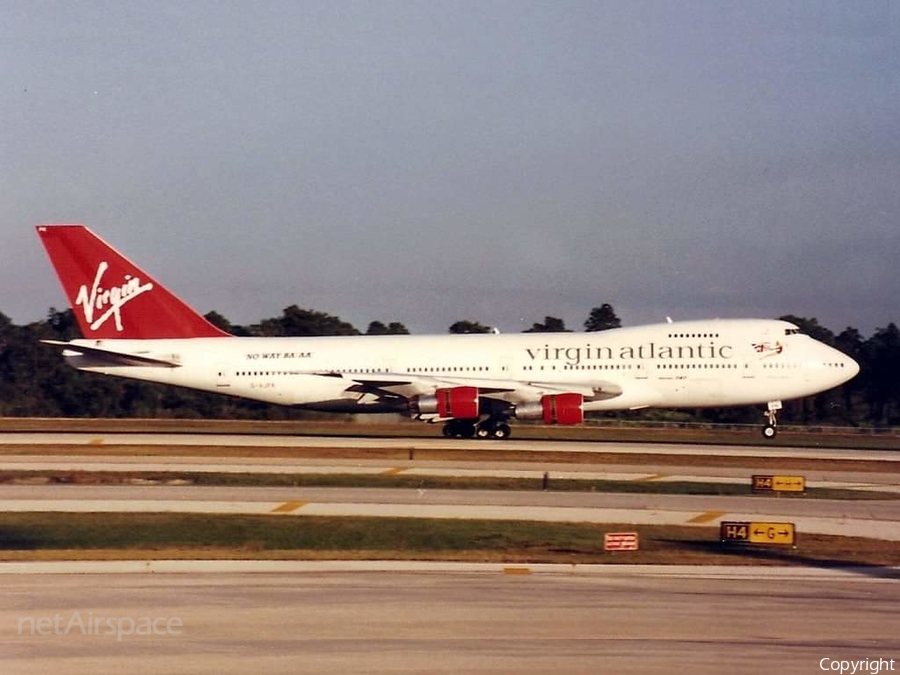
[762, 400, 782, 439]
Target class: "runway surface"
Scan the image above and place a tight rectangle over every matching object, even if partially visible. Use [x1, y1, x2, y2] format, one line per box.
[2, 431, 898, 462]
[2, 563, 898, 675]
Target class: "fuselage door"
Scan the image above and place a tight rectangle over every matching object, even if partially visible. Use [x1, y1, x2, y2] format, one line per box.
[216, 364, 231, 388]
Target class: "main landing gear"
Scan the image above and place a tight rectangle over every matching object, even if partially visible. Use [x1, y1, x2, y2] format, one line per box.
[762, 400, 782, 440]
[442, 418, 512, 440]
[442, 419, 475, 438]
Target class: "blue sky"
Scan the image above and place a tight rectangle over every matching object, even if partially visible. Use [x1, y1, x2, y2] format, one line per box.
[3, 1, 898, 334]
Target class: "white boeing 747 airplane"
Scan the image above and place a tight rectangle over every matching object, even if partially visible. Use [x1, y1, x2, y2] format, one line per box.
[37, 225, 859, 440]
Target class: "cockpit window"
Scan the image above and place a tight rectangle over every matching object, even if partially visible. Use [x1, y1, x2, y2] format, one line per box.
[784, 328, 802, 336]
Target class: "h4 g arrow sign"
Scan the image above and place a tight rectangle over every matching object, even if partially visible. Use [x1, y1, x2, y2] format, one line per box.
[752, 475, 806, 493]
[720, 521, 796, 545]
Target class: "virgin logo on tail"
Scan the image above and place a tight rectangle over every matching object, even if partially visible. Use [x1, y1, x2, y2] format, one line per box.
[74, 261, 154, 332]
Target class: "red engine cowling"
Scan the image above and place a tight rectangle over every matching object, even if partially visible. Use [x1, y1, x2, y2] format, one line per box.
[541, 393, 584, 425]
[515, 393, 584, 425]
[411, 386, 480, 419]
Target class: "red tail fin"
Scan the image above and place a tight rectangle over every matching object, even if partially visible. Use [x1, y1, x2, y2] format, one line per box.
[37, 225, 230, 339]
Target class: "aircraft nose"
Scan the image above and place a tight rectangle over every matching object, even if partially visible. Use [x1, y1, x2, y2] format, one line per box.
[828, 346, 860, 384]
[846, 355, 860, 380]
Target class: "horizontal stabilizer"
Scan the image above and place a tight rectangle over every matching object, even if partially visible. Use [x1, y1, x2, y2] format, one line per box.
[41, 340, 182, 368]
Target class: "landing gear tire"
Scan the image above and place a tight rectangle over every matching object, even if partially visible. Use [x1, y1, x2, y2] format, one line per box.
[475, 420, 513, 440]
[492, 423, 511, 440]
[762, 424, 777, 440]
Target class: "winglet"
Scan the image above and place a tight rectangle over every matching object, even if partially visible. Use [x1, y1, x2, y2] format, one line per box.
[36, 225, 231, 339]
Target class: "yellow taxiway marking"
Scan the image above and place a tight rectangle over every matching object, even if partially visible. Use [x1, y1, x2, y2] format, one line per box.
[88, 438, 105, 446]
[633, 473, 670, 482]
[380, 468, 407, 476]
[502, 567, 533, 575]
[271, 501, 307, 513]
[688, 510, 727, 524]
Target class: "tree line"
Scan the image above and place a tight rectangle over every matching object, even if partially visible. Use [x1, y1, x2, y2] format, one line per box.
[0, 305, 897, 426]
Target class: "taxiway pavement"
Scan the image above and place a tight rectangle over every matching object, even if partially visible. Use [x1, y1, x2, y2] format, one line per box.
[2, 484, 899, 539]
[1, 453, 899, 492]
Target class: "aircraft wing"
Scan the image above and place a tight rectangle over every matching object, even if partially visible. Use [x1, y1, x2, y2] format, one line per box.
[41, 340, 182, 368]
[330, 371, 622, 403]
[523, 380, 623, 400]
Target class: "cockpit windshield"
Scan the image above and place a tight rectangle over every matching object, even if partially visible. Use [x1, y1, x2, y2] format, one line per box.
[784, 328, 803, 336]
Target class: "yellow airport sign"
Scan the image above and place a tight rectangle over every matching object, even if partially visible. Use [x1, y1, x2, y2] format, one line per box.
[752, 475, 806, 493]
[773, 476, 805, 492]
[747, 522, 795, 544]
[720, 521, 796, 545]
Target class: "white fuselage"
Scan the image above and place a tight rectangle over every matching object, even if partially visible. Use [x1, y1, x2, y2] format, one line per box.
[64, 319, 859, 416]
